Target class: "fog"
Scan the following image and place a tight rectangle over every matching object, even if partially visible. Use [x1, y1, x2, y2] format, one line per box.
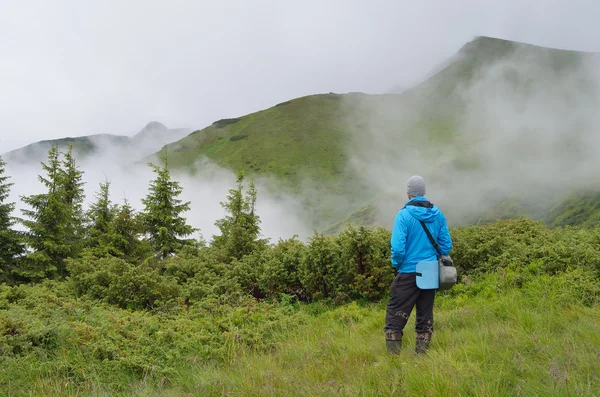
[4, 144, 314, 244]
[4, 37, 600, 240]
[344, 39, 600, 227]
[3, 1, 600, 238]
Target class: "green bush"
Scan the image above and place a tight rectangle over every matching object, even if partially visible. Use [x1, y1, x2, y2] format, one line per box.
[338, 225, 394, 301]
[0, 281, 308, 389]
[450, 219, 600, 278]
[298, 232, 348, 301]
[212, 118, 241, 128]
[229, 134, 248, 142]
[1, 217, 600, 394]
[162, 245, 248, 303]
[67, 253, 180, 310]
[259, 236, 306, 299]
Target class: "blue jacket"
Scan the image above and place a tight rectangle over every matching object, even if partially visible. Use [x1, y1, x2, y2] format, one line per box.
[390, 196, 453, 273]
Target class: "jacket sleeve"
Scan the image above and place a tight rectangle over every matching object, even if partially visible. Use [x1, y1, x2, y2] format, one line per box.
[437, 213, 453, 255]
[390, 211, 407, 268]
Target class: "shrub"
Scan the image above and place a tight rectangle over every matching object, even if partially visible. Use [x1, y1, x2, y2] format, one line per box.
[450, 219, 600, 279]
[162, 245, 244, 303]
[67, 253, 180, 310]
[338, 225, 394, 301]
[229, 134, 248, 142]
[298, 232, 347, 301]
[259, 236, 306, 300]
[449, 218, 551, 275]
[213, 118, 241, 128]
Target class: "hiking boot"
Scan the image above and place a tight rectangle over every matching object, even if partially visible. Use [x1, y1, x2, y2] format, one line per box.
[415, 332, 431, 354]
[385, 331, 402, 355]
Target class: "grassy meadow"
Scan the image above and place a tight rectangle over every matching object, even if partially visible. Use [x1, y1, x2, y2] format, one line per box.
[2, 259, 599, 397]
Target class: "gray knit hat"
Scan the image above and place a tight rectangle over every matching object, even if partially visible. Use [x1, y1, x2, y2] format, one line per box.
[406, 175, 426, 197]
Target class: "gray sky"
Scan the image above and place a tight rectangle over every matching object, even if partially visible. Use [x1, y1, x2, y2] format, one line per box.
[2, 0, 599, 153]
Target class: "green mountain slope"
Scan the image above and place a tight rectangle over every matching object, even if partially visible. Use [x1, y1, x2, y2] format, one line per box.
[151, 36, 600, 231]
[7, 36, 600, 232]
[544, 191, 600, 228]
[163, 94, 354, 189]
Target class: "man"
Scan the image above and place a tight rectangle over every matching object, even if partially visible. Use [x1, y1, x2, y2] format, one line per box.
[384, 175, 453, 355]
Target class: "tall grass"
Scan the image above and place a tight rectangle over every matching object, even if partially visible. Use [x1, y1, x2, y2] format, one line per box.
[172, 288, 599, 396]
[2, 269, 598, 396]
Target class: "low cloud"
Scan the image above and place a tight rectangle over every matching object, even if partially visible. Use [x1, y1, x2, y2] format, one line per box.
[5, 141, 314, 244]
[343, 40, 600, 226]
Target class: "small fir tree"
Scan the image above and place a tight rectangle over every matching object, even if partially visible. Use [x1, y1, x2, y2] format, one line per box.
[19, 145, 71, 279]
[85, 180, 119, 257]
[0, 156, 24, 281]
[140, 153, 196, 259]
[111, 198, 150, 263]
[60, 144, 86, 255]
[213, 171, 264, 261]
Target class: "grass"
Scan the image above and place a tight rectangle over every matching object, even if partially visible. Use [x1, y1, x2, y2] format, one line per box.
[2, 270, 599, 396]
[160, 93, 355, 190]
[544, 191, 600, 228]
[175, 290, 599, 396]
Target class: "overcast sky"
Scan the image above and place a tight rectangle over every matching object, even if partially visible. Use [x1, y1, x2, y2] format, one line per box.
[1, 0, 599, 153]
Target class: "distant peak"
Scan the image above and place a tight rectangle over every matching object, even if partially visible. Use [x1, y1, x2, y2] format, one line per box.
[141, 121, 167, 131]
[457, 35, 597, 56]
[457, 36, 519, 54]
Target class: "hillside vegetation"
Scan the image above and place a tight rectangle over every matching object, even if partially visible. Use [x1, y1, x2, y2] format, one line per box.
[1, 217, 599, 396]
[164, 94, 353, 187]
[1, 145, 599, 395]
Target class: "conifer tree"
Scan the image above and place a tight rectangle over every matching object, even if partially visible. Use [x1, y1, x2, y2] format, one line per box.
[19, 144, 86, 279]
[60, 144, 86, 254]
[140, 153, 196, 259]
[85, 180, 118, 257]
[213, 171, 263, 261]
[112, 198, 149, 262]
[0, 156, 24, 281]
[19, 145, 71, 279]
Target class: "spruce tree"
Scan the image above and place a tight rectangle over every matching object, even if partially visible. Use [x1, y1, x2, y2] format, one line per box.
[213, 171, 263, 261]
[60, 144, 86, 255]
[140, 154, 196, 259]
[0, 156, 24, 281]
[19, 145, 71, 279]
[85, 180, 118, 257]
[19, 144, 85, 279]
[112, 199, 149, 262]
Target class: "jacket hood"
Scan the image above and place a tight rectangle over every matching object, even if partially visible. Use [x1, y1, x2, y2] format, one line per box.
[402, 196, 440, 223]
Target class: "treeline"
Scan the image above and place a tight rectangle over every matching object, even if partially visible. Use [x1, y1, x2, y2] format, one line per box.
[0, 145, 197, 283]
[1, 146, 600, 311]
[0, 146, 393, 306]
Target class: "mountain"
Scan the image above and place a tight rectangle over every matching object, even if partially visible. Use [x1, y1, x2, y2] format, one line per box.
[149, 36, 600, 232]
[6, 36, 600, 233]
[3, 122, 191, 166]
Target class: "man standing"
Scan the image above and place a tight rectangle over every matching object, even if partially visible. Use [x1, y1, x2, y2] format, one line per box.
[384, 175, 453, 355]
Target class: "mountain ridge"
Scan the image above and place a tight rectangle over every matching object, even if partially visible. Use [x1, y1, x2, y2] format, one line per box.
[3, 122, 191, 165]
[146, 35, 600, 231]
[5, 35, 600, 232]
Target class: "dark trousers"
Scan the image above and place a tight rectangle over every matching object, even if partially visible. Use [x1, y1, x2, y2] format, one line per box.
[384, 272, 435, 340]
